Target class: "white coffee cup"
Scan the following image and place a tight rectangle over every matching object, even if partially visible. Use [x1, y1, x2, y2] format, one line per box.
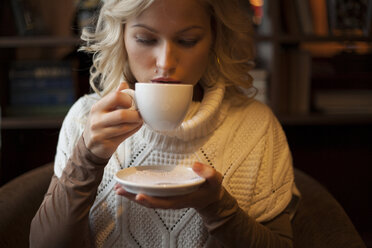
[122, 83, 193, 131]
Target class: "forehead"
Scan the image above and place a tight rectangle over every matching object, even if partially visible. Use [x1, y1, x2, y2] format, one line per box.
[130, 0, 210, 29]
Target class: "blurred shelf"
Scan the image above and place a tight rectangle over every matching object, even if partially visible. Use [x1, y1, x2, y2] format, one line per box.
[0, 36, 81, 48]
[1, 117, 64, 129]
[255, 34, 372, 43]
[279, 113, 372, 126]
[278, 35, 372, 43]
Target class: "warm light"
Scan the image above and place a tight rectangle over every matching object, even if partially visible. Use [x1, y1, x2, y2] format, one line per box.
[249, 0, 263, 7]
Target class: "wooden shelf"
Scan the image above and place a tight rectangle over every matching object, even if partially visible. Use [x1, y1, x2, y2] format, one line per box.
[255, 34, 372, 43]
[279, 113, 372, 126]
[282, 35, 371, 43]
[1, 116, 64, 129]
[0, 36, 81, 48]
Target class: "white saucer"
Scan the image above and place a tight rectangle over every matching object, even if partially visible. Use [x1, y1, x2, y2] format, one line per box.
[114, 165, 205, 197]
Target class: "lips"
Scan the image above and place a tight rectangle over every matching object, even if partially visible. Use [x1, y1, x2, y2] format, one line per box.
[151, 78, 182, 84]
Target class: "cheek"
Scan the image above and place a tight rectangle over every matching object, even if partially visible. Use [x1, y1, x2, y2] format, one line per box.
[125, 42, 153, 79]
[126, 42, 146, 66]
[188, 46, 211, 82]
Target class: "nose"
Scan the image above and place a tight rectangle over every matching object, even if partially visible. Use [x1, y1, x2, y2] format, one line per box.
[155, 41, 177, 75]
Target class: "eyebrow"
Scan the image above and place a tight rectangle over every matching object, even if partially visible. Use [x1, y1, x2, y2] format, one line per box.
[130, 24, 205, 34]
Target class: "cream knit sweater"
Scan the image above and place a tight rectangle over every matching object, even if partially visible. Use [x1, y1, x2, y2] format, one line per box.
[54, 82, 295, 248]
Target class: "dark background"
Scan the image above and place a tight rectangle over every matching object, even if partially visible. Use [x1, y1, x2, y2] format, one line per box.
[0, 0, 371, 246]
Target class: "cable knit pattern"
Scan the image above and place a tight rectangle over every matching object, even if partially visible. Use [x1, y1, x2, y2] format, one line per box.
[53, 81, 296, 247]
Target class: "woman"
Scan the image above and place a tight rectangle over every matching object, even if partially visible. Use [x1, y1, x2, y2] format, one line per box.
[30, 0, 299, 247]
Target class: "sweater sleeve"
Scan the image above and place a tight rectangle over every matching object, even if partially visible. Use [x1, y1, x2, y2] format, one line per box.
[30, 135, 109, 248]
[198, 188, 293, 248]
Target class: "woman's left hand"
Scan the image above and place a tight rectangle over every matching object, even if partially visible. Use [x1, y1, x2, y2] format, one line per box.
[114, 162, 223, 210]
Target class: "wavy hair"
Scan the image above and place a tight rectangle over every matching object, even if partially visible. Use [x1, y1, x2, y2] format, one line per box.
[80, 0, 255, 98]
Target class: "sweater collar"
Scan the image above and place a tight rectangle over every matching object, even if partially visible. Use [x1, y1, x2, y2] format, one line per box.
[135, 81, 230, 151]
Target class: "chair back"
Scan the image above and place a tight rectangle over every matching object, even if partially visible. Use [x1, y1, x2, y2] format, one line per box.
[0, 163, 54, 248]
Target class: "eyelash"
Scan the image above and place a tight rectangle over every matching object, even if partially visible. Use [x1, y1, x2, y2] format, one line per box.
[135, 37, 157, 45]
[177, 39, 198, 47]
[135, 37, 198, 48]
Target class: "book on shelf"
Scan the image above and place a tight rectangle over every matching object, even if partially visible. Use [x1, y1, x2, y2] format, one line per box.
[311, 52, 372, 114]
[281, 0, 372, 37]
[288, 49, 312, 115]
[6, 60, 76, 117]
[281, 0, 301, 35]
[294, 0, 314, 35]
[10, 0, 47, 35]
[75, 0, 101, 31]
[281, 0, 325, 35]
[275, 49, 311, 115]
[326, 0, 372, 36]
[314, 90, 372, 114]
[308, 0, 329, 36]
[5, 105, 72, 117]
[277, 49, 291, 114]
[311, 53, 372, 88]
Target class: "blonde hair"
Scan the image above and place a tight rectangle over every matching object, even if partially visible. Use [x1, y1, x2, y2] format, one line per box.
[80, 0, 255, 97]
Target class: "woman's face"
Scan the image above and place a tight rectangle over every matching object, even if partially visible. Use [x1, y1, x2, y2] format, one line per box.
[124, 0, 212, 86]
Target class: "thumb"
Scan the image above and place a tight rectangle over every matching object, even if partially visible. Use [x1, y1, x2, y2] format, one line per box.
[192, 162, 222, 186]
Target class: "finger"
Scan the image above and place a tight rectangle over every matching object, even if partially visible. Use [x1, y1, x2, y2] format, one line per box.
[116, 81, 130, 91]
[192, 162, 222, 187]
[98, 109, 142, 127]
[114, 186, 178, 209]
[106, 123, 143, 143]
[124, 124, 142, 140]
[115, 185, 137, 200]
[93, 91, 133, 112]
[135, 194, 184, 209]
[86, 121, 142, 148]
[99, 122, 143, 139]
[192, 162, 216, 179]
[114, 183, 121, 190]
[88, 122, 143, 145]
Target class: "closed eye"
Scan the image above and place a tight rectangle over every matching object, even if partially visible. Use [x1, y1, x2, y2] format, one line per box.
[136, 37, 157, 46]
[177, 39, 198, 47]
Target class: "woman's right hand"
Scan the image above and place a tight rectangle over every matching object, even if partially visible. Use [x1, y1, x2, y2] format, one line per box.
[83, 82, 143, 159]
